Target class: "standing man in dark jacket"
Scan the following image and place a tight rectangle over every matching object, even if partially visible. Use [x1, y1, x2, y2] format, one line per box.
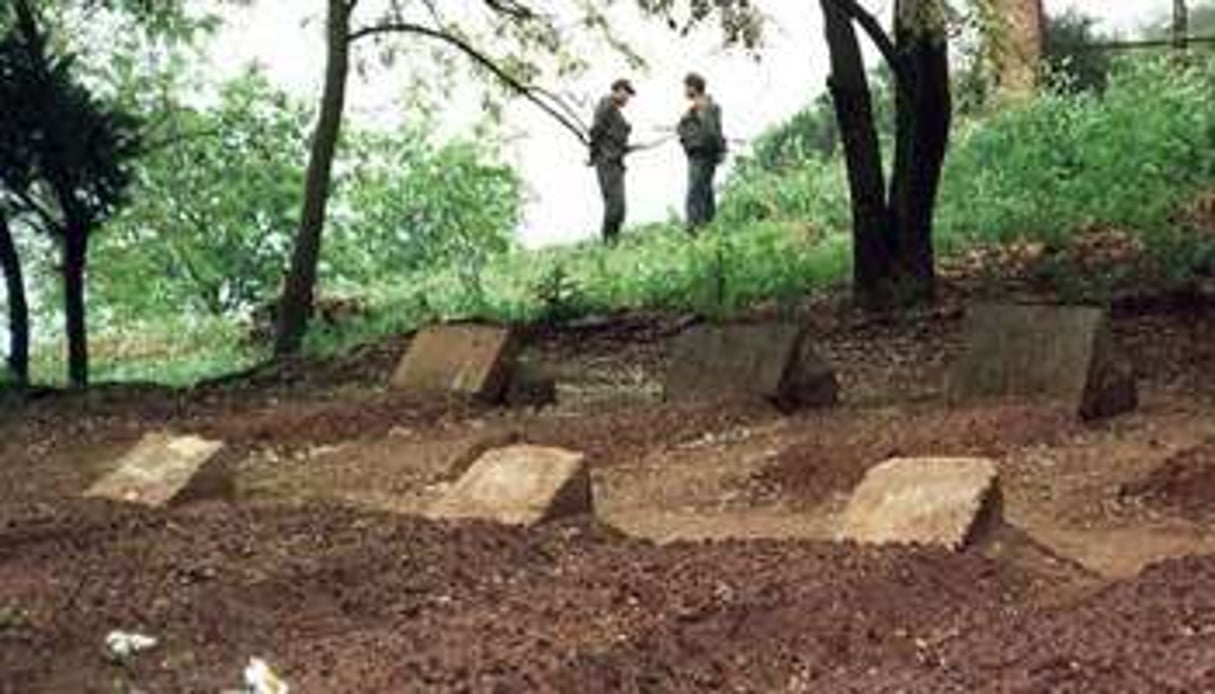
[589, 78, 635, 244]
[677, 72, 725, 231]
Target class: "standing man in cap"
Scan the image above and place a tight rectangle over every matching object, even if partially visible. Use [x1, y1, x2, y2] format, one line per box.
[588, 78, 636, 244]
[677, 72, 726, 231]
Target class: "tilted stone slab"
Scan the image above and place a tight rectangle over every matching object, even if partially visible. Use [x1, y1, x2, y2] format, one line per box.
[428, 445, 592, 526]
[838, 457, 1002, 551]
[391, 324, 520, 403]
[947, 304, 1137, 420]
[664, 323, 839, 411]
[86, 433, 228, 507]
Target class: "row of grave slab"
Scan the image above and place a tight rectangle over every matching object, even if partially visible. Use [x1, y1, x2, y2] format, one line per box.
[89, 436, 1002, 551]
[396, 303, 1137, 420]
[85, 302, 1133, 551]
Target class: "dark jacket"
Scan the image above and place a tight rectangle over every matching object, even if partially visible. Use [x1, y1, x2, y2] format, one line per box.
[678, 98, 725, 163]
[589, 96, 632, 166]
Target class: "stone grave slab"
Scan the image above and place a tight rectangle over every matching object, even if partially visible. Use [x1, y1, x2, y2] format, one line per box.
[391, 324, 520, 403]
[947, 304, 1136, 420]
[86, 433, 228, 507]
[664, 323, 839, 411]
[838, 457, 1002, 551]
[428, 445, 592, 526]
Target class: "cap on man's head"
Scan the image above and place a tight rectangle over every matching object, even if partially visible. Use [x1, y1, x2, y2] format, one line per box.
[684, 72, 707, 94]
[612, 78, 636, 96]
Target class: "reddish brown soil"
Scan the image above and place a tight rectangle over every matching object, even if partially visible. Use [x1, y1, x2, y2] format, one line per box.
[2, 500, 1213, 693]
[1122, 439, 1215, 521]
[1, 303, 1213, 692]
[764, 404, 1076, 505]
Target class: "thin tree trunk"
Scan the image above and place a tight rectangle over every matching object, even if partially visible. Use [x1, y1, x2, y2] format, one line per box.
[0, 210, 30, 386]
[890, 0, 951, 303]
[820, 0, 896, 306]
[1173, 0, 1189, 52]
[62, 226, 88, 389]
[274, 0, 353, 356]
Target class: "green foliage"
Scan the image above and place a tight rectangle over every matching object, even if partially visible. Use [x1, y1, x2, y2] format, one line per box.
[25, 46, 1215, 386]
[938, 56, 1215, 247]
[739, 71, 896, 174]
[302, 221, 849, 359]
[1043, 10, 1113, 93]
[92, 71, 308, 320]
[88, 73, 525, 326]
[326, 130, 522, 289]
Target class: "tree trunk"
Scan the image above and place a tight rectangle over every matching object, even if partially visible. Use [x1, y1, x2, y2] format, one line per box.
[890, 0, 951, 303]
[993, 0, 1044, 100]
[274, 0, 353, 356]
[820, 0, 897, 306]
[0, 211, 30, 386]
[1173, 0, 1189, 52]
[62, 226, 89, 389]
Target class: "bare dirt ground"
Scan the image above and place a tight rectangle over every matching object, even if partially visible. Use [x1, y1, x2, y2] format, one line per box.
[1, 299, 1214, 692]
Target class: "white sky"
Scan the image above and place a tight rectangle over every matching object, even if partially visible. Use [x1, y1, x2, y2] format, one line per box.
[211, 1, 1173, 247]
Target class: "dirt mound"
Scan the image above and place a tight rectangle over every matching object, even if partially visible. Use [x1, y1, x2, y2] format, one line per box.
[763, 403, 1075, 505]
[520, 400, 774, 465]
[1121, 440, 1215, 521]
[938, 555, 1215, 692]
[2, 500, 1213, 692]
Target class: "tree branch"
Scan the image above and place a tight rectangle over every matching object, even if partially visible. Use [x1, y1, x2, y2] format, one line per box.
[8, 187, 61, 235]
[823, 0, 899, 71]
[481, 0, 537, 23]
[348, 21, 589, 145]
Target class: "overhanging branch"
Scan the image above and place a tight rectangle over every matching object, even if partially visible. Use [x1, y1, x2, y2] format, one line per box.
[349, 21, 589, 145]
[824, 0, 899, 71]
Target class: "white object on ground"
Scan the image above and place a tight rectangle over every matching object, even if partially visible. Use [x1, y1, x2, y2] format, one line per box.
[245, 658, 290, 694]
[105, 630, 158, 660]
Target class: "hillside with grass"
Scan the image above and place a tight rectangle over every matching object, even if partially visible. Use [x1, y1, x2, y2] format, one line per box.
[42, 54, 1213, 386]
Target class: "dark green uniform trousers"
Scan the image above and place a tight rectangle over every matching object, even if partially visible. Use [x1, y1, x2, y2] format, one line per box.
[686, 157, 718, 230]
[596, 161, 626, 243]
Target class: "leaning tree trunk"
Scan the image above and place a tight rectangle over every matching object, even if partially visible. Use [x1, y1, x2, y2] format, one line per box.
[62, 224, 89, 389]
[274, 0, 353, 356]
[0, 210, 30, 386]
[889, 0, 952, 303]
[820, 0, 897, 307]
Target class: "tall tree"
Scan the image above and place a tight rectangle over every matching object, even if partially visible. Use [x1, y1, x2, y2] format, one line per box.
[274, 0, 353, 356]
[4, 0, 141, 388]
[0, 25, 35, 386]
[816, 0, 953, 305]
[272, 0, 758, 355]
[0, 211, 28, 387]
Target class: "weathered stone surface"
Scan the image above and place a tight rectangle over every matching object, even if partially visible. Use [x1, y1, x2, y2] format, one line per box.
[503, 361, 558, 409]
[429, 445, 592, 526]
[391, 324, 519, 403]
[838, 457, 1002, 551]
[664, 323, 838, 411]
[947, 304, 1137, 420]
[782, 336, 841, 410]
[85, 433, 228, 507]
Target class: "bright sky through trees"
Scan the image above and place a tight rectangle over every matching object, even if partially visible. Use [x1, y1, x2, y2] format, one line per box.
[212, 1, 1170, 247]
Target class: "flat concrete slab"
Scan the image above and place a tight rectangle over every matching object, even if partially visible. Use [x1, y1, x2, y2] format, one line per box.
[838, 457, 1002, 551]
[429, 445, 592, 526]
[391, 324, 519, 403]
[947, 304, 1136, 420]
[85, 433, 228, 507]
[664, 323, 838, 411]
